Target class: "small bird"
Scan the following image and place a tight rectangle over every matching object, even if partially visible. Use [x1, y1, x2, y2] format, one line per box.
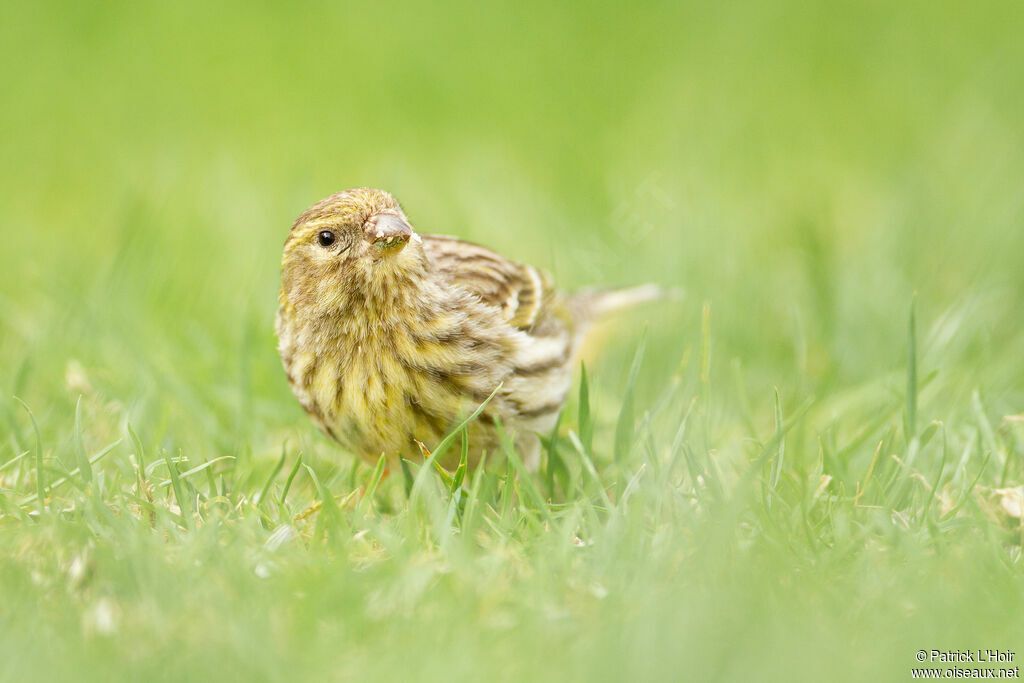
[275, 188, 659, 468]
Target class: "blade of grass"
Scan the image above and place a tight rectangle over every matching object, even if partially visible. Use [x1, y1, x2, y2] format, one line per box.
[358, 453, 388, 515]
[770, 388, 785, 490]
[73, 396, 92, 484]
[451, 430, 468, 497]
[428, 382, 503, 466]
[579, 361, 593, 456]
[399, 457, 414, 498]
[666, 397, 697, 479]
[410, 383, 503, 507]
[156, 457, 235, 489]
[428, 454, 455, 488]
[304, 464, 344, 537]
[164, 449, 193, 530]
[614, 329, 647, 464]
[618, 463, 647, 510]
[257, 442, 289, 506]
[699, 303, 714, 477]
[569, 430, 613, 509]
[498, 457, 516, 525]
[854, 441, 884, 506]
[905, 295, 918, 441]
[922, 424, 948, 520]
[542, 411, 567, 501]
[496, 421, 552, 524]
[0, 490, 33, 522]
[972, 391, 1006, 483]
[279, 453, 303, 506]
[461, 450, 488, 534]
[126, 423, 148, 484]
[0, 450, 30, 474]
[734, 398, 814, 500]
[940, 449, 991, 521]
[13, 397, 45, 506]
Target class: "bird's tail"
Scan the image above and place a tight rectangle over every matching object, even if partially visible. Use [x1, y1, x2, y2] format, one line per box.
[569, 284, 678, 324]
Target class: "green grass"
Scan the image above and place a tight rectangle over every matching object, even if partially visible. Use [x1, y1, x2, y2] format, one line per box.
[2, 0, 1024, 680]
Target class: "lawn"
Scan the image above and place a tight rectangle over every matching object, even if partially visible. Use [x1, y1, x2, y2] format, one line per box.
[1, 1, 1023, 681]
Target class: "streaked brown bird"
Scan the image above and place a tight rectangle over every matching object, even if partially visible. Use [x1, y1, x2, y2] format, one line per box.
[275, 188, 659, 468]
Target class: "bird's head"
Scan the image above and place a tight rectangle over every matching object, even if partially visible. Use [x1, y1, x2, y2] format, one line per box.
[280, 188, 426, 312]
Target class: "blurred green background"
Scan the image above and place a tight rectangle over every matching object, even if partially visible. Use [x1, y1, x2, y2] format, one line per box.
[3, 0, 1023, 420]
[1, 1, 1023, 681]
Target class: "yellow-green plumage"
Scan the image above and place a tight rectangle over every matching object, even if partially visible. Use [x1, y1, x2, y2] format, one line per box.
[275, 188, 657, 468]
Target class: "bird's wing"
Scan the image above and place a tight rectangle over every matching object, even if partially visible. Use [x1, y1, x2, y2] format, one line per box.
[421, 234, 555, 330]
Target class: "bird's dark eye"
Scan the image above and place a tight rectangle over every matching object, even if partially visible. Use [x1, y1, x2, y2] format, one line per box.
[317, 231, 337, 247]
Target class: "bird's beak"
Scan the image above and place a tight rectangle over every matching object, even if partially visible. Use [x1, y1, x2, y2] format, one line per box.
[365, 214, 413, 254]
